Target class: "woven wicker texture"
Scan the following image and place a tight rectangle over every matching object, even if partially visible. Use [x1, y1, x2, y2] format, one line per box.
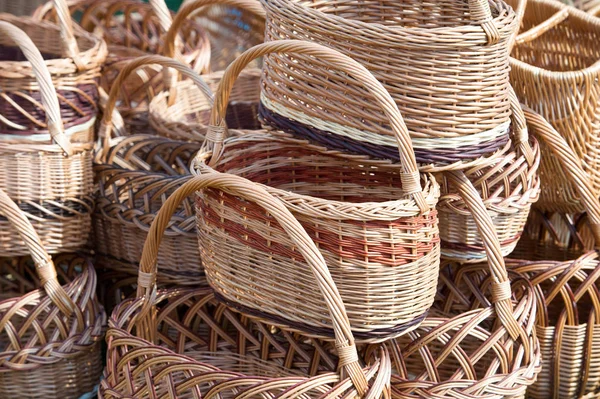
[0, 0, 105, 141]
[95, 56, 215, 288]
[438, 95, 541, 262]
[260, 0, 519, 168]
[509, 0, 600, 213]
[0, 21, 94, 255]
[194, 40, 441, 343]
[102, 172, 396, 397]
[366, 261, 540, 399]
[507, 252, 600, 399]
[510, 108, 600, 261]
[35, 0, 211, 134]
[0, 188, 105, 399]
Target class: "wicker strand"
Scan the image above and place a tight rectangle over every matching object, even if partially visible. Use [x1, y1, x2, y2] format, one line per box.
[51, 0, 83, 70]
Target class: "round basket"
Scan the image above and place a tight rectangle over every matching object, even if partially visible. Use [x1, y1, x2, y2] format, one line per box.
[101, 172, 392, 398]
[364, 168, 542, 398]
[95, 57, 215, 288]
[150, 0, 265, 141]
[0, 0, 105, 143]
[508, 0, 600, 214]
[437, 92, 541, 262]
[0, 189, 105, 399]
[259, 0, 519, 169]
[192, 40, 444, 343]
[0, 21, 94, 256]
[35, 0, 211, 135]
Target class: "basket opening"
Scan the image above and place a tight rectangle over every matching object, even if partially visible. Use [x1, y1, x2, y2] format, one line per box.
[292, 0, 502, 29]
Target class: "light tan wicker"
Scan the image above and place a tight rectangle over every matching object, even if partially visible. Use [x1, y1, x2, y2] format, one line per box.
[0, 0, 106, 144]
[0, 21, 94, 256]
[150, 0, 265, 141]
[194, 40, 442, 343]
[34, 0, 211, 134]
[0, 188, 105, 399]
[0, 0, 47, 15]
[95, 56, 214, 289]
[366, 166, 541, 398]
[259, 0, 519, 169]
[438, 92, 541, 262]
[102, 172, 391, 398]
[509, 0, 600, 214]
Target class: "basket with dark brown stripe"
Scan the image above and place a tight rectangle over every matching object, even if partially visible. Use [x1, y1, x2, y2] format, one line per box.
[195, 40, 444, 343]
[35, 0, 210, 135]
[0, 22, 94, 255]
[100, 172, 391, 398]
[260, 0, 520, 169]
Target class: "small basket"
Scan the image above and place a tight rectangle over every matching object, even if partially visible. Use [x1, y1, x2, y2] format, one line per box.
[35, 0, 211, 134]
[0, 21, 94, 255]
[509, 0, 600, 214]
[95, 56, 215, 288]
[0, 188, 105, 399]
[150, 0, 265, 141]
[0, 0, 105, 143]
[260, 0, 519, 169]
[101, 172, 392, 398]
[192, 40, 444, 343]
[437, 92, 541, 262]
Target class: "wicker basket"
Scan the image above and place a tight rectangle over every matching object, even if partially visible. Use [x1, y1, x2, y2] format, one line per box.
[101, 172, 392, 398]
[0, 0, 105, 143]
[508, 0, 600, 214]
[437, 92, 541, 262]
[95, 56, 216, 291]
[35, 0, 211, 134]
[0, 21, 95, 255]
[194, 40, 441, 343]
[0, 188, 105, 399]
[150, 0, 265, 141]
[259, 0, 519, 169]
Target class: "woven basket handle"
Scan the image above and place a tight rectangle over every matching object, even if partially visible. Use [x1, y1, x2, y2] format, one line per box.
[523, 107, 600, 247]
[515, 7, 569, 44]
[52, 0, 84, 70]
[0, 188, 83, 328]
[468, 0, 500, 44]
[136, 173, 371, 395]
[509, 86, 535, 166]
[202, 40, 429, 213]
[162, 0, 266, 92]
[0, 22, 73, 156]
[97, 55, 213, 158]
[445, 170, 524, 342]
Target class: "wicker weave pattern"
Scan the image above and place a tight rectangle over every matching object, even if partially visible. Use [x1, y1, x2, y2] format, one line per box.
[260, 0, 518, 166]
[509, 0, 600, 213]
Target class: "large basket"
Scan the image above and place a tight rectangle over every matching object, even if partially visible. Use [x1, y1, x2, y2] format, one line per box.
[101, 172, 391, 398]
[437, 92, 541, 262]
[0, 22, 94, 255]
[193, 40, 443, 343]
[0, 188, 105, 399]
[0, 0, 105, 143]
[35, 0, 211, 134]
[259, 0, 519, 169]
[95, 57, 215, 288]
[150, 0, 265, 141]
[508, 0, 600, 213]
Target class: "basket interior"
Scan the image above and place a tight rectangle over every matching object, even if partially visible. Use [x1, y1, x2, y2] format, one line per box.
[510, 1, 600, 71]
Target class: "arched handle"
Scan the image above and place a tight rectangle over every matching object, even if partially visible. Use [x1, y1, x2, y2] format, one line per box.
[162, 0, 266, 97]
[515, 7, 569, 44]
[0, 188, 83, 329]
[445, 170, 524, 342]
[509, 86, 535, 166]
[97, 55, 213, 159]
[202, 40, 429, 213]
[468, 0, 501, 44]
[0, 22, 72, 156]
[52, 0, 84, 70]
[523, 107, 600, 247]
[137, 173, 369, 395]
